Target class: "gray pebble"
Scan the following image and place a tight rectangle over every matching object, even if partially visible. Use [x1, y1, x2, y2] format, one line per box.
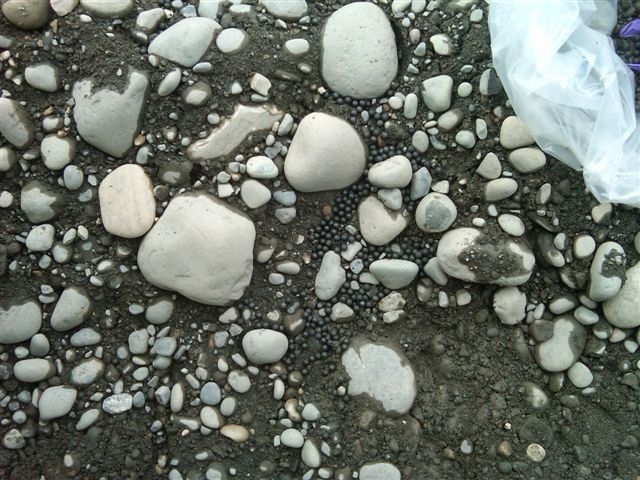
[200, 382, 222, 405]
[25, 62, 61, 92]
[0, 298, 42, 344]
[103, 393, 133, 414]
[50, 286, 93, 332]
[70, 327, 102, 346]
[39, 385, 77, 421]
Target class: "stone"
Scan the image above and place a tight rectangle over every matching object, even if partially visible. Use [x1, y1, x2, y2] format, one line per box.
[216, 28, 249, 55]
[321, 2, 398, 98]
[436, 227, 535, 286]
[280, 428, 304, 448]
[137, 193, 255, 306]
[198, 0, 221, 19]
[182, 81, 212, 106]
[567, 362, 593, 388]
[367, 155, 412, 188]
[25, 63, 61, 92]
[148, 17, 221, 67]
[301, 440, 321, 467]
[534, 315, 586, 372]
[412, 130, 430, 153]
[1, 0, 49, 29]
[498, 214, 525, 237]
[200, 382, 221, 405]
[41, 135, 75, 170]
[240, 180, 271, 209]
[2, 429, 25, 450]
[25, 224, 55, 252]
[246, 156, 279, 179]
[157, 68, 182, 97]
[20, 180, 65, 223]
[0, 146, 16, 172]
[0, 98, 34, 149]
[479, 68, 503, 95]
[261, 0, 307, 20]
[63, 165, 84, 190]
[587, 241, 626, 302]
[404, 93, 419, 119]
[500, 116, 535, 149]
[70, 328, 102, 346]
[284, 38, 310, 56]
[102, 394, 133, 414]
[493, 287, 526, 325]
[455, 130, 476, 149]
[485, 178, 518, 202]
[603, 262, 640, 328]
[0, 299, 42, 344]
[573, 235, 596, 260]
[331, 302, 354, 322]
[377, 188, 403, 210]
[437, 109, 464, 132]
[342, 338, 416, 414]
[369, 259, 419, 289]
[99, 164, 156, 238]
[315, 251, 345, 300]
[79, 0, 132, 17]
[410, 167, 432, 200]
[188, 105, 283, 162]
[70, 358, 104, 386]
[359, 463, 401, 480]
[242, 329, 289, 365]
[508, 148, 546, 173]
[220, 424, 249, 443]
[414, 192, 457, 233]
[135, 7, 164, 33]
[13, 358, 55, 382]
[284, 112, 366, 192]
[50, 286, 93, 332]
[476, 152, 501, 179]
[430, 33, 452, 55]
[39, 386, 77, 421]
[421, 75, 453, 113]
[358, 196, 409, 246]
[73, 68, 149, 158]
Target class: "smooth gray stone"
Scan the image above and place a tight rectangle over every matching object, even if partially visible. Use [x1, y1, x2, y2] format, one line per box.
[0, 98, 34, 148]
[38, 386, 77, 421]
[242, 329, 289, 365]
[0, 298, 42, 344]
[50, 286, 93, 332]
[20, 180, 65, 223]
[148, 17, 221, 67]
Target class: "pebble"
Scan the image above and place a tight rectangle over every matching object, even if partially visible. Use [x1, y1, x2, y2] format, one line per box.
[241, 180, 271, 209]
[368, 155, 413, 188]
[25, 224, 55, 252]
[315, 251, 346, 300]
[41, 135, 75, 171]
[499, 116, 535, 149]
[410, 167, 432, 200]
[0, 299, 42, 344]
[63, 165, 84, 190]
[73, 69, 149, 158]
[216, 28, 249, 55]
[567, 362, 593, 388]
[301, 439, 321, 467]
[321, 2, 398, 98]
[30, 333, 49, 356]
[200, 382, 222, 405]
[573, 235, 596, 260]
[369, 259, 419, 289]
[0, 146, 16, 171]
[421, 75, 453, 113]
[157, 68, 182, 97]
[2, 429, 25, 450]
[200, 406, 224, 429]
[534, 315, 587, 372]
[284, 112, 365, 192]
[25, 63, 61, 92]
[242, 329, 289, 364]
[39, 386, 77, 421]
[1, 0, 49, 29]
[603, 262, 640, 328]
[493, 287, 526, 325]
[261, 0, 307, 20]
[414, 192, 457, 232]
[437, 109, 464, 132]
[153, 336, 177, 356]
[0, 98, 34, 149]
[526, 444, 546, 463]
[148, 17, 221, 67]
[76, 409, 101, 431]
[246, 156, 279, 179]
[50, 286, 93, 332]
[342, 338, 416, 414]
[331, 302, 355, 323]
[412, 130, 430, 152]
[182, 81, 211, 106]
[358, 195, 409, 246]
[430, 33, 452, 55]
[404, 93, 419, 119]
[478, 68, 503, 95]
[70, 358, 104, 386]
[135, 7, 164, 32]
[476, 152, 502, 179]
[359, 462, 401, 480]
[250, 73, 272, 97]
[508, 148, 546, 173]
[280, 428, 304, 448]
[20, 180, 65, 223]
[13, 358, 55, 382]
[220, 424, 249, 443]
[498, 214, 525, 237]
[138, 193, 255, 306]
[284, 38, 310, 56]
[587, 241, 626, 302]
[436, 227, 535, 286]
[455, 130, 476, 149]
[99, 164, 156, 238]
[79, 0, 132, 17]
[485, 178, 518, 201]
[70, 327, 102, 346]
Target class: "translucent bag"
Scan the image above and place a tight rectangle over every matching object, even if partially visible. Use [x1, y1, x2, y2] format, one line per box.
[489, 0, 640, 208]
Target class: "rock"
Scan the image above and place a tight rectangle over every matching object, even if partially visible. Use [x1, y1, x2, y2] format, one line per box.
[198, 0, 221, 19]
[280, 428, 304, 448]
[246, 156, 279, 179]
[0, 298, 42, 344]
[437, 108, 464, 132]
[436, 227, 535, 286]
[188, 104, 283, 162]
[410, 167, 432, 200]
[50, 286, 93, 332]
[315, 251, 345, 300]
[242, 329, 289, 365]
[0, 146, 17, 172]
[377, 188, 403, 210]
[493, 287, 526, 325]
[261, 0, 307, 20]
[479, 68, 503, 95]
[99, 164, 156, 238]
[358, 196, 409, 246]
[13, 358, 55, 382]
[70, 328, 102, 346]
[39, 386, 77, 421]
[70, 358, 104, 386]
[200, 382, 221, 405]
[423, 258, 448, 285]
[415, 192, 457, 232]
[534, 315, 586, 372]
[25, 224, 55, 252]
[330, 302, 354, 322]
[485, 178, 518, 202]
[182, 81, 211, 106]
[404, 93, 419, 119]
[73, 68, 149, 158]
[367, 155, 412, 188]
[148, 17, 221, 67]
[567, 362, 593, 388]
[50, 0, 78, 16]
[137, 193, 255, 306]
[603, 262, 640, 328]
[20, 180, 65, 223]
[157, 68, 182, 97]
[508, 148, 546, 173]
[301, 440, 321, 467]
[342, 338, 416, 414]
[1, 0, 49, 29]
[476, 152, 501, 179]
[79, 0, 132, 17]
[25, 63, 61, 92]
[220, 424, 249, 443]
[284, 38, 310, 56]
[498, 214, 525, 237]
[41, 135, 75, 170]
[378, 292, 406, 312]
[63, 165, 84, 190]
[430, 33, 452, 55]
[421, 75, 453, 113]
[216, 28, 249, 55]
[0, 98, 34, 149]
[359, 462, 401, 480]
[135, 7, 164, 33]
[369, 259, 419, 289]
[102, 393, 133, 414]
[499, 116, 535, 149]
[455, 130, 476, 149]
[412, 130, 430, 153]
[573, 234, 596, 260]
[321, 2, 398, 98]
[2, 429, 25, 450]
[240, 180, 271, 209]
[284, 112, 366, 192]
[587, 241, 626, 302]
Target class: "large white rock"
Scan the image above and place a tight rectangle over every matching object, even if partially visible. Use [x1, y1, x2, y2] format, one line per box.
[603, 262, 640, 328]
[284, 112, 365, 192]
[242, 329, 289, 365]
[358, 196, 409, 246]
[137, 193, 256, 306]
[321, 2, 398, 98]
[148, 17, 221, 67]
[0, 299, 41, 344]
[99, 164, 155, 238]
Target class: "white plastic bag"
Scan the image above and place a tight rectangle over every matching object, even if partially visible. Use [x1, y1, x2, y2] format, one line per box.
[489, 0, 640, 208]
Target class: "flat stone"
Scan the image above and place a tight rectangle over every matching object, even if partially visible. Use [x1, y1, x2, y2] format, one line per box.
[415, 192, 457, 232]
[0, 98, 34, 149]
[39, 386, 77, 421]
[508, 148, 546, 173]
[137, 193, 255, 306]
[280, 428, 305, 448]
[99, 164, 156, 238]
[242, 329, 289, 365]
[421, 75, 453, 113]
[377, 188, 403, 210]
[358, 196, 409, 246]
[188, 104, 283, 162]
[604, 262, 640, 328]
[198, 0, 221, 19]
[500, 116, 535, 149]
[80, 0, 133, 17]
[315, 251, 345, 300]
[342, 338, 416, 415]
[369, 259, 419, 289]
[359, 463, 401, 480]
[240, 180, 271, 209]
[455, 130, 476, 149]
[102, 393, 133, 414]
[479, 68, 503, 95]
[301, 439, 321, 467]
[182, 81, 211, 106]
[331, 302, 354, 322]
[485, 178, 518, 202]
[1, 0, 49, 29]
[246, 156, 279, 179]
[476, 152, 501, 179]
[0, 298, 42, 344]
[50, 0, 78, 16]
[70, 358, 104, 386]
[73, 68, 149, 158]
[321, 2, 398, 98]
[13, 358, 55, 382]
[493, 286, 526, 325]
[70, 327, 102, 346]
[216, 28, 249, 55]
[284, 112, 365, 192]
[25, 224, 55, 252]
[588, 241, 626, 302]
[261, 0, 307, 20]
[220, 424, 249, 443]
[50, 286, 93, 332]
[135, 7, 164, 33]
[437, 108, 464, 132]
[25, 63, 61, 92]
[148, 17, 221, 67]
[41, 135, 75, 171]
[75, 409, 101, 431]
[436, 227, 535, 286]
[368, 155, 412, 188]
[534, 315, 586, 372]
[20, 180, 65, 223]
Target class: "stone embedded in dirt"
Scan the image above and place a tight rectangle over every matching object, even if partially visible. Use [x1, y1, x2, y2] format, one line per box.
[73, 68, 149, 158]
[50, 0, 78, 16]
[284, 112, 366, 192]
[377, 188, 403, 210]
[508, 147, 547, 173]
[0, 98, 35, 149]
[410, 167, 432, 200]
[2, 429, 25, 450]
[25, 63, 61, 92]
[369, 259, 419, 289]
[358, 195, 409, 246]
[359, 462, 402, 480]
[20, 180, 65, 223]
[79, 0, 133, 17]
[135, 7, 164, 33]
[587, 241, 626, 302]
[188, 104, 283, 162]
[315, 251, 346, 301]
[415, 192, 457, 232]
[0, 299, 42, 344]
[148, 17, 221, 67]
[1, 0, 49, 30]
[137, 193, 256, 306]
[182, 81, 212, 107]
[436, 227, 536, 286]
[342, 338, 416, 415]
[216, 28, 249, 55]
[476, 152, 502, 179]
[41, 135, 75, 170]
[70, 328, 102, 347]
[157, 68, 182, 97]
[421, 75, 454, 113]
[240, 179, 271, 209]
[220, 424, 250, 443]
[498, 213, 525, 237]
[13, 358, 55, 383]
[567, 362, 593, 388]
[493, 286, 527, 325]
[499, 116, 535, 149]
[534, 315, 587, 372]
[50, 286, 93, 332]
[98, 164, 156, 239]
[242, 329, 289, 365]
[70, 357, 105, 386]
[260, 0, 308, 20]
[280, 428, 305, 448]
[321, 2, 398, 98]
[367, 155, 413, 188]
[603, 262, 640, 328]
[25, 224, 55, 252]
[246, 156, 279, 179]
[39, 386, 77, 421]
[301, 439, 321, 467]
[284, 38, 310, 56]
